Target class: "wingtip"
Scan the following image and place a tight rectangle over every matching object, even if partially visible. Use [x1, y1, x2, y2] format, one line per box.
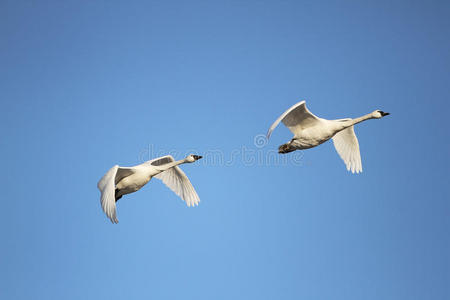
[351, 168, 363, 174]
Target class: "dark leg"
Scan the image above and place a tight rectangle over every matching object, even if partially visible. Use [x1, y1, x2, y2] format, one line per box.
[115, 189, 122, 202]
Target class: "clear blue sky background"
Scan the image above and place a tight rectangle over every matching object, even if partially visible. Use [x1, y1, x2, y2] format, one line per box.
[1, 1, 449, 299]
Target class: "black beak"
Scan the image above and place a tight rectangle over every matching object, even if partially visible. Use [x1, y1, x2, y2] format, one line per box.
[380, 111, 390, 116]
[193, 155, 203, 160]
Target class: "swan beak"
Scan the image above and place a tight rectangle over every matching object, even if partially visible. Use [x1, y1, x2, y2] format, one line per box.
[380, 111, 390, 116]
[193, 155, 203, 160]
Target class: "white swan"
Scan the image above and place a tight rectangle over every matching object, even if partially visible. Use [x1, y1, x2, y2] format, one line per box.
[267, 101, 389, 173]
[97, 154, 202, 223]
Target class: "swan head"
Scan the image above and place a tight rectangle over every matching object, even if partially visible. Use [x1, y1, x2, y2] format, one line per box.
[373, 110, 390, 119]
[278, 141, 297, 154]
[186, 154, 203, 163]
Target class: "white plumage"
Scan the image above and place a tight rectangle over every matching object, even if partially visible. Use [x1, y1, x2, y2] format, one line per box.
[97, 154, 202, 223]
[267, 101, 389, 173]
[331, 124, 362, 173]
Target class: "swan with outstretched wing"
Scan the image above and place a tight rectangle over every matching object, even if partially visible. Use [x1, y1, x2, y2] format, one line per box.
[97, 154, 202, 223]
[267, 100, 389, 173]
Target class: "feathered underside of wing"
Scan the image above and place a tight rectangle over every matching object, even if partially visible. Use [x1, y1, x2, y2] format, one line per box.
[115, 168, 136, 185]
[97, 165, 136, 223]
[332, 125, 362, 174]
[97, 165, 119, 223]
[154, 166, 200, 207]
[267, 101, 320, 138]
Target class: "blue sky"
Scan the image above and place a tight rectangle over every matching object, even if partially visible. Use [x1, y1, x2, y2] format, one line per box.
[1, 0, 449, 299]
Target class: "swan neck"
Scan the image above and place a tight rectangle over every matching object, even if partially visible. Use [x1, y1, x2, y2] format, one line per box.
[331, 113, 374, 134]
[340, 113, 374, 129]
[351, 113, 375, 125]
[159, 159, 186, 171]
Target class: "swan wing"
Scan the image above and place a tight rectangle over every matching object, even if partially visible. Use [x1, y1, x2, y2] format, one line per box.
[149, 155, 174, 167]
[115, 167, 136, 184]
[153, 156, 200, 207]
[97, 165, 136, 223]
[267, 101, 320, 138]
[332, 124, 362, 174]
[136, 155, 173, 168]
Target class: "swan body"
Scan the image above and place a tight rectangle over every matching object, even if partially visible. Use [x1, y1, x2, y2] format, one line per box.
[97, 154, 202, 223]
[267, 101, 389, 173]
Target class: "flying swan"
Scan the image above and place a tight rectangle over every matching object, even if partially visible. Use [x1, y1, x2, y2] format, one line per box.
[267, 101, 389, 173]
[97, 154, 202, 223]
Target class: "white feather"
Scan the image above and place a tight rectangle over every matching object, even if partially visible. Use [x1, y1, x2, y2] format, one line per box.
[332, 125, 362, 174]
[267, 101, 320, 138]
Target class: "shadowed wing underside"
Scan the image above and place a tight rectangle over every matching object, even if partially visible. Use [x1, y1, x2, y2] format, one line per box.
[267, 101, 320, 138]
[97, 165, 136, 223]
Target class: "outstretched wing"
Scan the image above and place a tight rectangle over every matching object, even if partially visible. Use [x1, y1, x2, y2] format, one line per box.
[97, 165, 135, 223]
[152, 156, 200, 207]
[267, 101, 321, 138]
[332, 124, 362, 174]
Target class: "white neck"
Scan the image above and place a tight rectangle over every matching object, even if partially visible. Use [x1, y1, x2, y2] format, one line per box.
[334, 113, 375, 132]
[160, 159, 187, 171]
[153, 158, 189, 174]
[350, 113, 376, 126]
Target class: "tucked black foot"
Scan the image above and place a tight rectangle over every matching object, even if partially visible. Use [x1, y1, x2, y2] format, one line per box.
[278, 143, 296, 154]
[115, 189, 122, 202]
